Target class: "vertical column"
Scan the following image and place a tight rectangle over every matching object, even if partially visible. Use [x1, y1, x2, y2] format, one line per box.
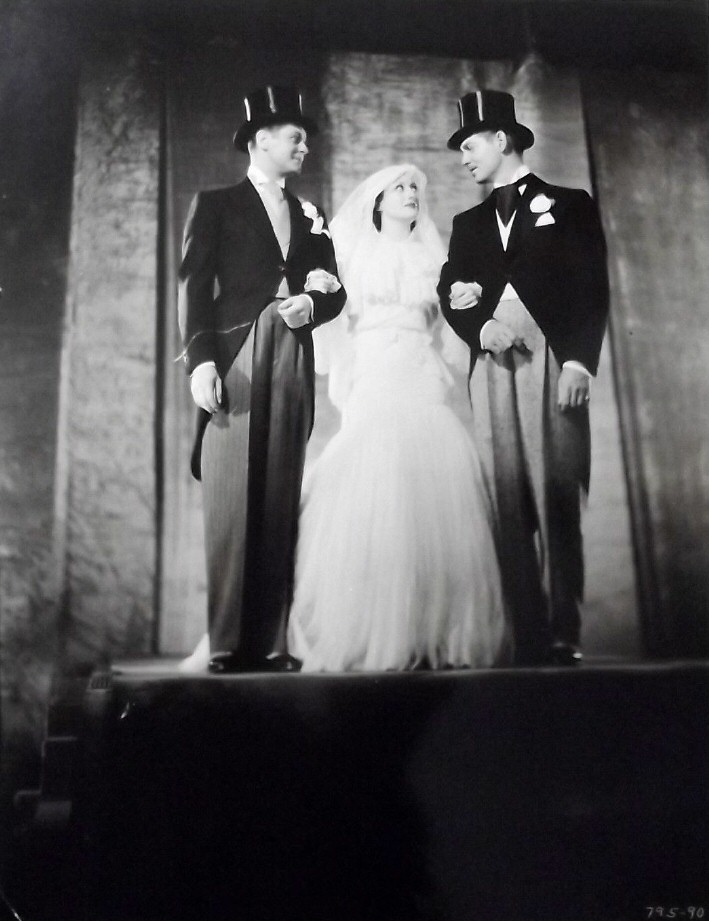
[56, 40, 161, 663]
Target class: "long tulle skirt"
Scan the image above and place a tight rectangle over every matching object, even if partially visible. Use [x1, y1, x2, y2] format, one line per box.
[288, 329, 505, 671]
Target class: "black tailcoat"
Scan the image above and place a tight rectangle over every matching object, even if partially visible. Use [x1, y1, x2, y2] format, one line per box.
[438, 174, 609, 374]
[178, 178, 346, 477]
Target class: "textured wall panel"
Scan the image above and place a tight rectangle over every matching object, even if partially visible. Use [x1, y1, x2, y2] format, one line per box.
[0, 0, 78, 770]
[57, 42, 160, 663]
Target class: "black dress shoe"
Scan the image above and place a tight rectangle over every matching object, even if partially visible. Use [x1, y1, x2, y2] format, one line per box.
[549, 642, 583, 666]
[208, 652, 302, 674]
[208, 652, 242, 674]
[261, 653, 302, 673]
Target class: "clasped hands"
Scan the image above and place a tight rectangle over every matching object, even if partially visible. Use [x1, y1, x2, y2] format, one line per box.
[450, 281, 530, 356]
[479, 320, 590, 409]
[481, 320, 590, 410]
[449, 280, 590, 411]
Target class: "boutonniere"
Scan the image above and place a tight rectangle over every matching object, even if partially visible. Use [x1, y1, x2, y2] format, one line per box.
[301, 200, 331, 237]
[530, 193, 556, 226]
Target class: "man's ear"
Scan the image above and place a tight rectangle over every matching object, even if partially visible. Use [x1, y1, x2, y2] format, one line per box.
[495, 130, 512, 153]
[253, 127, 271, 151]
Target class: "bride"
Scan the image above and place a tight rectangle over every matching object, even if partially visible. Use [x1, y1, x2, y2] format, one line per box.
[288, 164, 506, 672]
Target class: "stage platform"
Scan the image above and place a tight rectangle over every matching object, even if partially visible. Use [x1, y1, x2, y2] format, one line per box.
[10, 659, 709, 921]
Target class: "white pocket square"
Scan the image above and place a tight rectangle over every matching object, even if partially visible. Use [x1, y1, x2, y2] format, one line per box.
[535, 213, 555, 227]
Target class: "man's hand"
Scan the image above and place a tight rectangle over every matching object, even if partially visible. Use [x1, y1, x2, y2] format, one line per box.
[558, 366, 590, 411]
[480, 319, 519, 355]
[450, 281, 483, 310]
[278, 294, 313, 329]
[190, 363, 222, 414]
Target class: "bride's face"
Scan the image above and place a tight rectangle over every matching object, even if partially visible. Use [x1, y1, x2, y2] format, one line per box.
[377, 172, 420, 224]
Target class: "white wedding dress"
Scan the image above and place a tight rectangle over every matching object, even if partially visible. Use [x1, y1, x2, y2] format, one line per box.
[288, 232, 506, 671]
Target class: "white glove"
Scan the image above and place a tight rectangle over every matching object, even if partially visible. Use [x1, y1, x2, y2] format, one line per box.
[190, 362, 222, 413]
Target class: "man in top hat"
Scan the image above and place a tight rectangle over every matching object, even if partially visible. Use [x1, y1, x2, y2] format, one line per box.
[178, 85, 346, 673]
[438, 89, 609, 666]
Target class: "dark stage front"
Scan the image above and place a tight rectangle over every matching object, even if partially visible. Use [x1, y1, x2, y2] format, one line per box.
[12, 660, 708, 921]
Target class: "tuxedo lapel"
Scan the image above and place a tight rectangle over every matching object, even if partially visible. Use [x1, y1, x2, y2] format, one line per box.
[230, 180, 283, 259]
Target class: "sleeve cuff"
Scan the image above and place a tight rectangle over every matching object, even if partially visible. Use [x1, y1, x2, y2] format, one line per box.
[190, 361, 216, 378]
[562, 360, 593, 377]
[479, 319, 496, 349]
[304, 293, 315, 323]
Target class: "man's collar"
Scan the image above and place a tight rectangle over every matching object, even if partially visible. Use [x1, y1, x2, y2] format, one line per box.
[248, 164, 286, 189]
[493, 165, 531, 189]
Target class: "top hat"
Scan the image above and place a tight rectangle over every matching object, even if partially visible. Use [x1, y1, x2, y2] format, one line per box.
[233, 85, 318, 152]
[446, 90, 534, 151]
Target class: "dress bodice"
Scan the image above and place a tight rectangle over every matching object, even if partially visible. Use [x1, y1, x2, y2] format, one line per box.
[345, 233, 439, 336]
[313, 227, 467, 409]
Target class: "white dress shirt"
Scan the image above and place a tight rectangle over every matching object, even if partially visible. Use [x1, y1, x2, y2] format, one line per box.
[248, 164, 291, 298]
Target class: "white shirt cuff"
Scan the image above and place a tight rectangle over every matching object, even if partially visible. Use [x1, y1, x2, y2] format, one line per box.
[479, 319, 496, 349]
[562, 360, 592, 377]
[190, 361, 216, 377]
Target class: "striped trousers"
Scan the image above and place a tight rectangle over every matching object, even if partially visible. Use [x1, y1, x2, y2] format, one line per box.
[200, 300, 314, 658]
[470, 298, 589, 657]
